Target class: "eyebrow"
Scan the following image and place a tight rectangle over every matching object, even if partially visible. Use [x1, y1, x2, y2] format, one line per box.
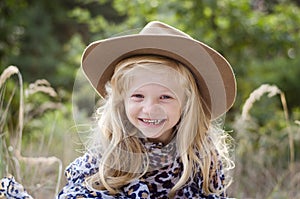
[132, 87, 175, 93]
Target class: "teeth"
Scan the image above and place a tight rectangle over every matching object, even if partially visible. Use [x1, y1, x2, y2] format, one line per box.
[142, 119, 164, 125]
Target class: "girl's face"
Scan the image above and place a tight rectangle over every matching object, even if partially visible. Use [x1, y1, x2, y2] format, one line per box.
[125, 83, 182, 144]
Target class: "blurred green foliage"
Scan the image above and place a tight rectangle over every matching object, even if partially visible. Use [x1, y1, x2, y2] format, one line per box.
[1, 0, 300, 198]
[1, 0, 299, 110]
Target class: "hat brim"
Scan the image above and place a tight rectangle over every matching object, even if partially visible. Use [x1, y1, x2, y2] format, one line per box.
[81, 34, 236, 119]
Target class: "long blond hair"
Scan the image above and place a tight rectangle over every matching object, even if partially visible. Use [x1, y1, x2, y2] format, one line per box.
[86, 55, 234, 196]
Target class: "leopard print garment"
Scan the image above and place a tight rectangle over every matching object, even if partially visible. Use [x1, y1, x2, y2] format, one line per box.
[0, 175, 33, 199]
[0, 139, 228, 199]
[57, 139, 228, 199]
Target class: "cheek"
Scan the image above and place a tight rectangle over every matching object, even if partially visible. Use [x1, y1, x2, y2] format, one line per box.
[167, 104, 182, 123]
[125, 101, 138, 119]
[173, 109, 182, 123]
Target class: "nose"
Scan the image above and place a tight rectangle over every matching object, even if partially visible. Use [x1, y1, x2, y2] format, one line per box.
[142, 98, 166, 119]
[142, 98, 158, 113]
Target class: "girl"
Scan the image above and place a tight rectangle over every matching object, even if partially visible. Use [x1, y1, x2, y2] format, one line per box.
[58, 21, 236, 198]
[0, 21, 236, 199]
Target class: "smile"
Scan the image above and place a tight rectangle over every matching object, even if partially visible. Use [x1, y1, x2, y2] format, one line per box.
[139, 118, 166, 125]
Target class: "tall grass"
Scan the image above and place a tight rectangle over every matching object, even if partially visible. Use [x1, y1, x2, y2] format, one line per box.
[1, 66, 299, 198]
[241, 84, 294, 171]
[231, 84, 299, 199]
[0, 66, 63, 198]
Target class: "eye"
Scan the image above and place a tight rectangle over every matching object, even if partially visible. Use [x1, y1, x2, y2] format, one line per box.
[130, 94, 144, 102]
[160, 95, 173, 100]
[131, 94, 144, 98]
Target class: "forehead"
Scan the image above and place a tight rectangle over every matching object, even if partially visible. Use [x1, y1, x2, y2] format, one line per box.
[126, 63, 181, 82]
[132, 83, 175, 93]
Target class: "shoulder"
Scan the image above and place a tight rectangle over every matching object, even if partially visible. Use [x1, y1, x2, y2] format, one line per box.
[57, 153, 102, 198]
[65, 152, 99, 183]
[0, 175, 33, 198]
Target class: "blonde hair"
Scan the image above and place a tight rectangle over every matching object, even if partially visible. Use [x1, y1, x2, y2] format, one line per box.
[86, 55, 234, 196]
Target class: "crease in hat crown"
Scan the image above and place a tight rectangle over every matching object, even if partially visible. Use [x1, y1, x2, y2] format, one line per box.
[139, 21, 192, 38]
[81, 20, 236, 120]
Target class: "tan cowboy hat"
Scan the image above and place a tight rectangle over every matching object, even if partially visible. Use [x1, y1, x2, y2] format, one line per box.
[81, 21, 236, 119]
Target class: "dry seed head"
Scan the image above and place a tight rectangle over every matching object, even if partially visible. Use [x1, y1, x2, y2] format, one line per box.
[0, 66, 20, 88]
[26, 79, 57, 97]
[241, 84, 281, 120]
[33, 79, 51, 87]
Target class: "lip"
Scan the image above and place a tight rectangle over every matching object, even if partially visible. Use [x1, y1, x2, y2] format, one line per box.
[138, 118, 166, 127]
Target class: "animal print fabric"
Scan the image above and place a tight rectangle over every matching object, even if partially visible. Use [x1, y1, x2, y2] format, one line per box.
[0, 139, 228, 198]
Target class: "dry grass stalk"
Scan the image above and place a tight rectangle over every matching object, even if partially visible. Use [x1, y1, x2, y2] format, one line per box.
[0, 66, 19, 88]
[30, 102, 62, 117]
[241, 84, 281, 120]
[14, 150, 63, 196]
[0, 66, 24, 181]
[280, 91, 295, 172]
[25, 79, 57, 97]
[1, 66, 63, 196]
[33, 79, 51, 87]
[0, 86, 17, 134]
[241, 84, 295, 173]
[0, 66, 21, 134]
[0, 65, 24, 153]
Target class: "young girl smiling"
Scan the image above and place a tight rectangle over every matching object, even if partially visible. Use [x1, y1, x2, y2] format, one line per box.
[0, 21, 236, 199]
[57, 19, 237, 197]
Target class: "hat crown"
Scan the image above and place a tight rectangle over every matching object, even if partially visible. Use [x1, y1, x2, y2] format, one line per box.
[139, 21, 192, 39]
[81, 21, 236, 119]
